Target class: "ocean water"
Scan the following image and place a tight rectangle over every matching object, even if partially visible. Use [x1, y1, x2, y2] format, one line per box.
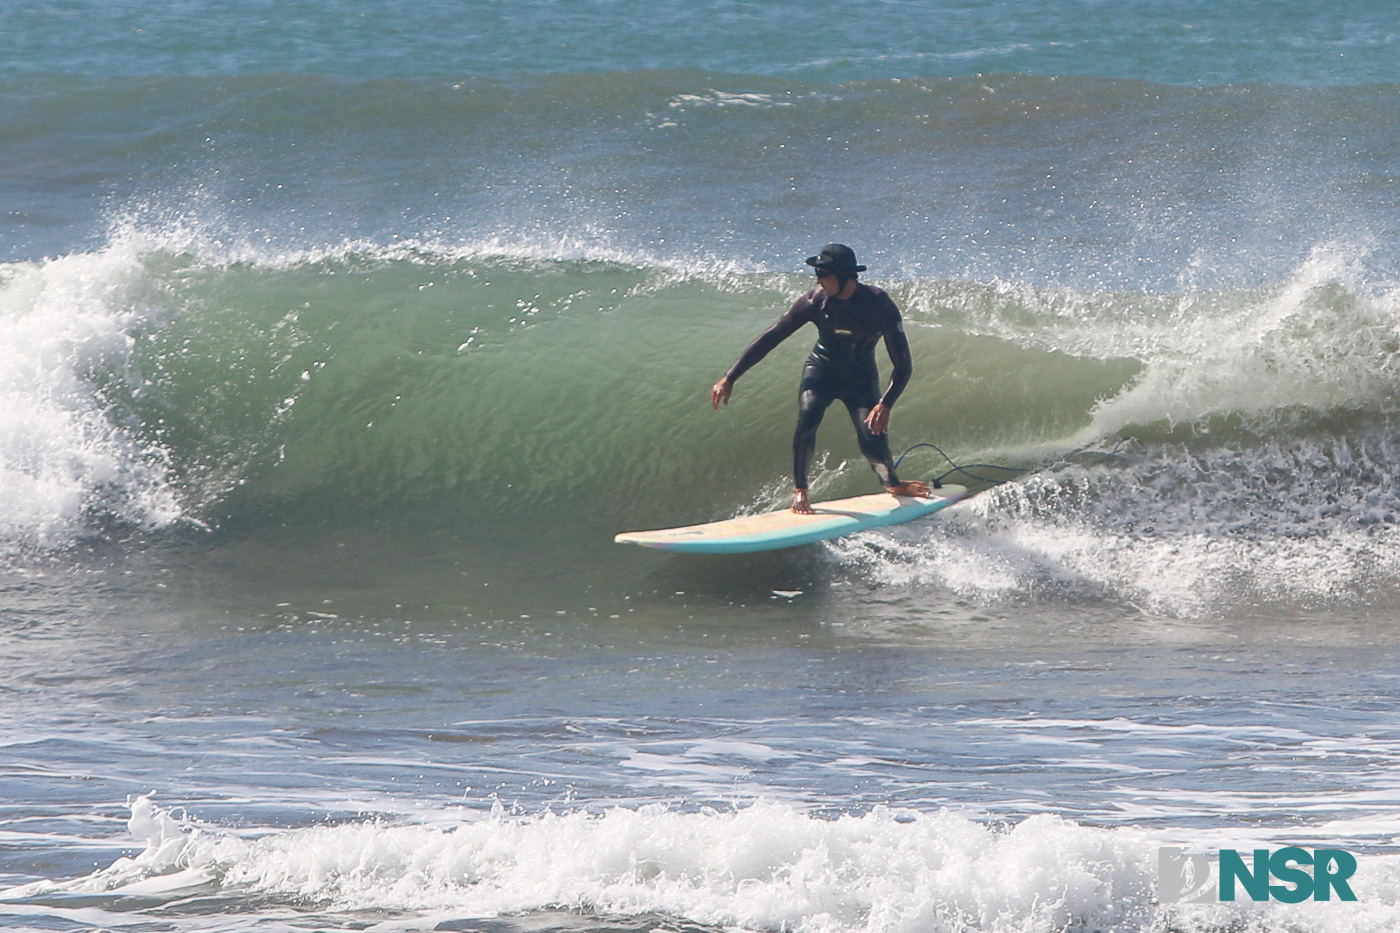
[6, 2, 1400, 931]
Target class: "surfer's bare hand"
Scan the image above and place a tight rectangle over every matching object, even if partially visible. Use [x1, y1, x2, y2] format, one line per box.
[887, 480, 931, 499]
[791, 488, 814, 514]
[864, 402, 891, 435]
[711, 378, 733, 409]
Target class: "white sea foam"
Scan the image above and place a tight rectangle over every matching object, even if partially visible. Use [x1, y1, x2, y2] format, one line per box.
[6, 795, 1400, 933]
[832, 457, 1400, 618]
[0, 246, 181, 550]
[1086, 247, 1400, 441]
[668, 89, 797, 109]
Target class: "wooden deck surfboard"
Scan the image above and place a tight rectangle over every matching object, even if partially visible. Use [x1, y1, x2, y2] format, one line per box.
[614, 485, 966, 554]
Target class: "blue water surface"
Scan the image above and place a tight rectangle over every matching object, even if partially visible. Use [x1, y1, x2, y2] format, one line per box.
[2, 0, 1397, 85]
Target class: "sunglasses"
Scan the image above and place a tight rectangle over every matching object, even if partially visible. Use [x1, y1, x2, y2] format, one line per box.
[814, 269, 838, 279]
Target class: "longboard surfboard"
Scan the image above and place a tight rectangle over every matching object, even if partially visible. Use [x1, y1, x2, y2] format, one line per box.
[614, 484, 966, 554]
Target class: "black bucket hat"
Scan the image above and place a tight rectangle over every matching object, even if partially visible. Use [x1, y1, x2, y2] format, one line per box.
[805, 243, 866, 275]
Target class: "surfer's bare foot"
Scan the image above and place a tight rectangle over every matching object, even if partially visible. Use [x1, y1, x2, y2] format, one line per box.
[886, 480, 932, 499]
[791, 488, 815, 514]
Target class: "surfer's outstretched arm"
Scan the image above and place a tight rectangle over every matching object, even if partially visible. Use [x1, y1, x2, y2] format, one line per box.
[712, 299, 814, 409]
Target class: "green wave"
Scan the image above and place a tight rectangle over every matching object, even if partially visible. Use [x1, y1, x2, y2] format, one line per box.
[111, 253, 1138, 538]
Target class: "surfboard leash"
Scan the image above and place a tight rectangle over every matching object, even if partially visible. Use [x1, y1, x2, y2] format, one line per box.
[896, 435, 1144, 488]
[894, 442, 1021, 488]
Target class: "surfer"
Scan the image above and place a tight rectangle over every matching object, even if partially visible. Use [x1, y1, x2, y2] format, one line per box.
[711, 244, 933, 514]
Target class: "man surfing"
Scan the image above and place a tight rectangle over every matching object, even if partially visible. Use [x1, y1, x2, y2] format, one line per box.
[711, 244, 932, 514]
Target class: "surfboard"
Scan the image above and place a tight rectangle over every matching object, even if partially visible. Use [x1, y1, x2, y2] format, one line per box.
[614, 485, 966, 554]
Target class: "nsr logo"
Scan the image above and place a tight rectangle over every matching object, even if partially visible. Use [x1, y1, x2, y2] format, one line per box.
[1158, 847, 1358, 904]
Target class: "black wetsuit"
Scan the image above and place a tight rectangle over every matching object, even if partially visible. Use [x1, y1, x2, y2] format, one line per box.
[725, 282, 913, 491]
